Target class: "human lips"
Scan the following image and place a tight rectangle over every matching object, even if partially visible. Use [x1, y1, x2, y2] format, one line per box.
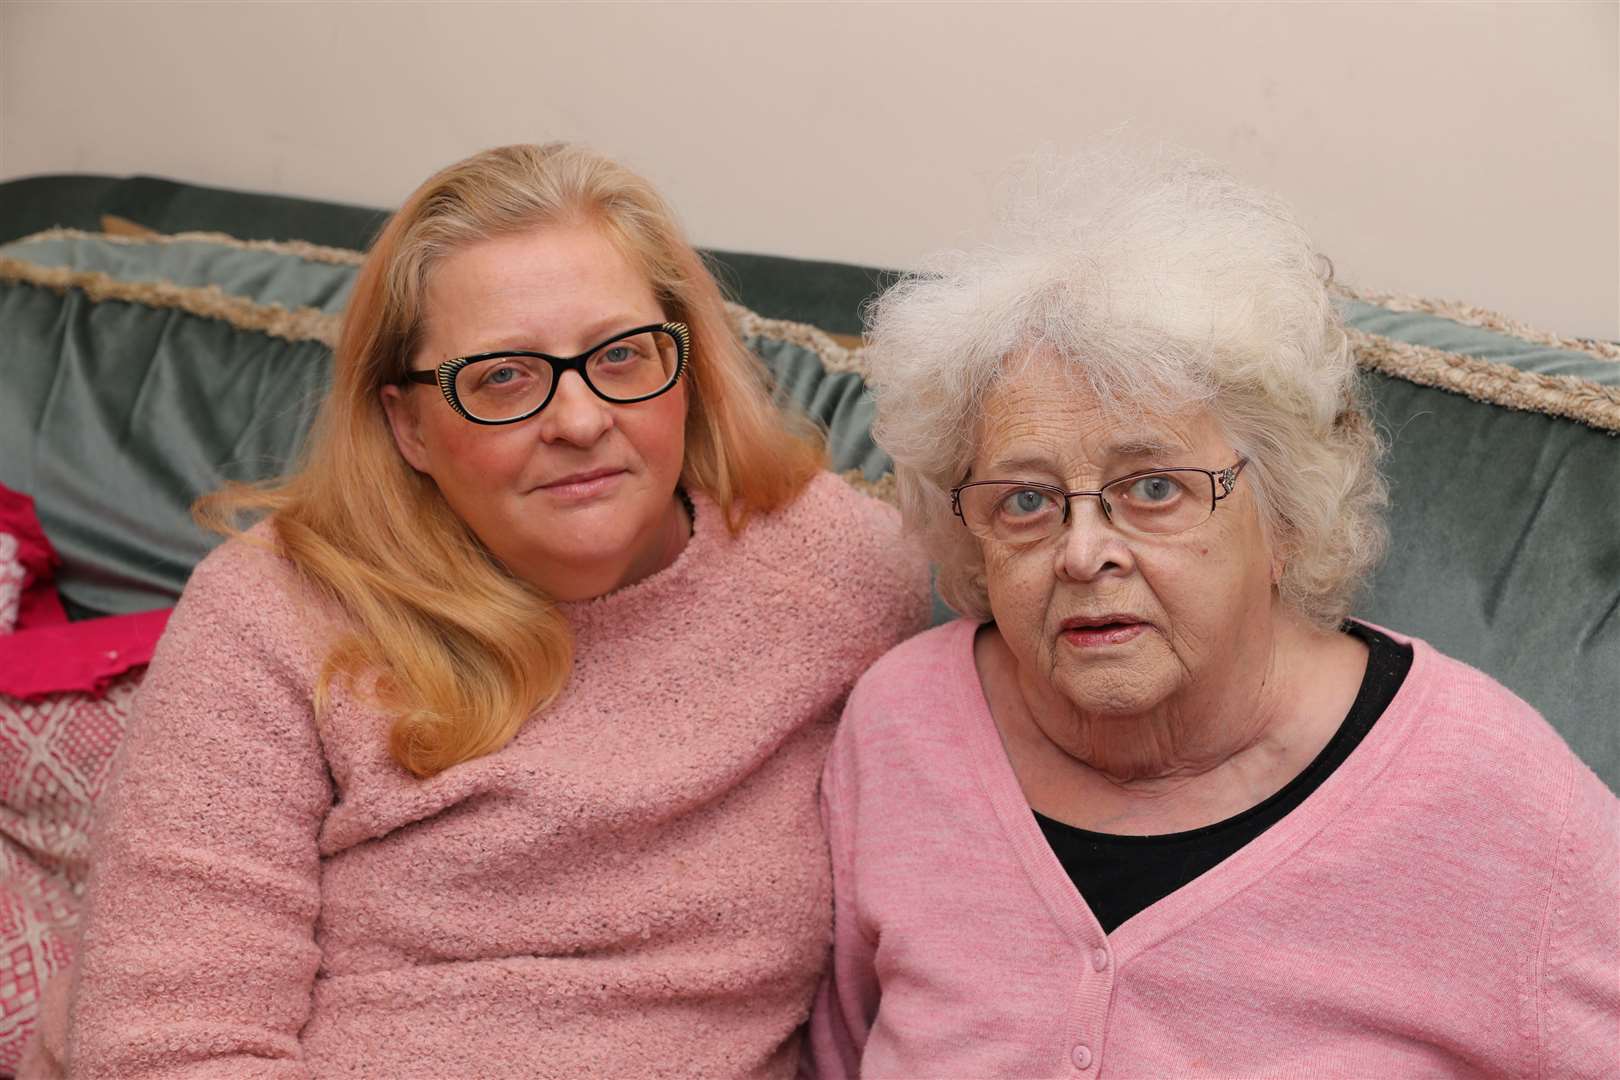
[1058, 613, 1150, 647]
[535, 467, 626, 499]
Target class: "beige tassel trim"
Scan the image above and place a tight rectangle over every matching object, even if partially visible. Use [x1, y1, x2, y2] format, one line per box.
[14, 225, 1614, 364]
[0, 257, 341, 347]
[12, 226, 368, 268]
[839, 469, 898, 506]
[723, 305, 1620, 437]
[4, 234, 1615, 435]
[725, 302, 869, 376]
[1333, 282, 1619, 364]
[1349, 329, 1620, 434]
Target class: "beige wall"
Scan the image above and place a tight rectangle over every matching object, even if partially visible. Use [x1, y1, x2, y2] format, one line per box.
[2, 1, 1615, 339]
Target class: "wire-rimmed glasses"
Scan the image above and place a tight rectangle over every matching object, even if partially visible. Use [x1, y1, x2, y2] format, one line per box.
[399, 322, 690, 425]
[951, 458, 1249, 544]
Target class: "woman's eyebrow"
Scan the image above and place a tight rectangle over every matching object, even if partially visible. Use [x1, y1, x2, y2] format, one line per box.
[468, 315, 656, 356]
[1103, 435, 1185, 459]
[978, 435, 1190, 478]
[980, 455, 1061, 477]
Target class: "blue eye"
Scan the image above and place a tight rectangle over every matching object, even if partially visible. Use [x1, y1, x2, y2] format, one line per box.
[479, 363, 531, 389]
[1002, 488, 1057, 517]
[1126, 474, 1182, 504]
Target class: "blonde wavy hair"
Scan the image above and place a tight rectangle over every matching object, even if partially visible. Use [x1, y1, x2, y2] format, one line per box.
[201, 144, 824, 778]
[866, 145, 1387, 628]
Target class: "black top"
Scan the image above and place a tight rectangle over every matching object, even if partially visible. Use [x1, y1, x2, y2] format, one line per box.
[1034, 621, 1413, 934]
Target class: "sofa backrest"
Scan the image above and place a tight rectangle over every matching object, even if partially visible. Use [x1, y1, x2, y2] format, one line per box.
[1, 175, 1616, 791]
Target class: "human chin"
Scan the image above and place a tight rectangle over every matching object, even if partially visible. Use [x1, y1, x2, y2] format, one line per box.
[534, 493, 670, 581]
[1046, 633, 1180, 716]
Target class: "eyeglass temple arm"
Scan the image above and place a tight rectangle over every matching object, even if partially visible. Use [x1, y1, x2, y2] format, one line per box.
[1213, 457, 1249, 500]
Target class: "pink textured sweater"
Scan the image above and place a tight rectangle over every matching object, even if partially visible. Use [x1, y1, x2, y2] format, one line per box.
[807, 619, 1620, 1079]
[27, 473, 931, 1080]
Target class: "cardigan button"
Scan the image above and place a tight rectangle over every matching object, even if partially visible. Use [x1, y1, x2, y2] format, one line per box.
[1071, 1043, 1093, 1070]
[1091, 947, 1109, 971]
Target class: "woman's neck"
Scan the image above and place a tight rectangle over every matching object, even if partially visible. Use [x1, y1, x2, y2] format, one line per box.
[978, 613, 1367, 834]
[539, 491, 692, 603]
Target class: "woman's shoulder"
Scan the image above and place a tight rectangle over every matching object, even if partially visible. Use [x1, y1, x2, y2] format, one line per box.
[841, 620, 980, 733]
[734, 471, 929, 601]
[756, 470, 901, 548]
[166, 520, 333, 674]
[1389, 632, 1614, 813]
[186, 519, 292, 587]
[824, 621, 987, 799]
[855, 618, 976, 690]
[1400, 636, 1561, 747]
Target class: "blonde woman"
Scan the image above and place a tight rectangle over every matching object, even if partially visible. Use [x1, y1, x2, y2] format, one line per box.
[27, 145, 930, 1079]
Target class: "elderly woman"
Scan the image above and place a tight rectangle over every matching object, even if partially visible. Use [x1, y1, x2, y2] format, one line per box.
[27, 144, 929, 1079]
[807, 153, 1618, 1078]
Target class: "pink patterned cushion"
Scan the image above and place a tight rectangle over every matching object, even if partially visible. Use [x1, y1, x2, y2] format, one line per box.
[0, 676, 140, 1075]
[0, 485, 161, 1074]
[0, 672, 143, 1073]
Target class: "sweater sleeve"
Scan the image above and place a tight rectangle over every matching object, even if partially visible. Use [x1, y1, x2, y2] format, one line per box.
[804, 692, 882, 1080]
[1536, 755, 1620, 1079]
[55, 543, 331, 1079]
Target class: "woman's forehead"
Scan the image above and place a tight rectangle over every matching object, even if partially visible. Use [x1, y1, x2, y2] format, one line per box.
[420, 223, 660, 358]
[974, 375, 1222, 472]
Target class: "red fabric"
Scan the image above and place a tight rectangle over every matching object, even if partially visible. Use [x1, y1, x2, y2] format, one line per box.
[0, 483, 172, 698]
[0, 609, 172, 700]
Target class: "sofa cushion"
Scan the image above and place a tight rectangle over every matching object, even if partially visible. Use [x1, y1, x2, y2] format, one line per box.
[0, 236, 334, 616]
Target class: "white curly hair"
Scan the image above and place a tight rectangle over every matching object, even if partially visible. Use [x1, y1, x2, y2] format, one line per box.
[865, 145, 1387, 628]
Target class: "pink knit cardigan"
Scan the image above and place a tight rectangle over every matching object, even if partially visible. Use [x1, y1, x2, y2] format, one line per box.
[808, 618, 1620, 1079]
[26, 473, 931, 1079]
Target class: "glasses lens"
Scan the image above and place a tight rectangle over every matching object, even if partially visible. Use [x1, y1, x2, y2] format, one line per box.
[454, 355, 554, 422]
[586, 329, 681, 402]
[1103, 471, 1214, 535]
[958, 483, 1066, 543]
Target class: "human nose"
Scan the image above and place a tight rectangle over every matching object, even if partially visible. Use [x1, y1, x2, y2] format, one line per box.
[1052, 495, 1135, 582]
[535, 371, 612, 446]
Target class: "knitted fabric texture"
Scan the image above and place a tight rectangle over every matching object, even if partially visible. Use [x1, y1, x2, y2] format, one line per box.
[26, 472, 931, 1080]
[807, 619, 1620, 1079]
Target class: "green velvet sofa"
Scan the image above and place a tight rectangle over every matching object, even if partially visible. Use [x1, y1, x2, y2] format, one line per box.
[1, 173, 1617, 794]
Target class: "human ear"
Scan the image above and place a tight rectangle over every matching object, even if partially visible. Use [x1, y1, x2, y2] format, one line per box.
[380, 385, 432, 475]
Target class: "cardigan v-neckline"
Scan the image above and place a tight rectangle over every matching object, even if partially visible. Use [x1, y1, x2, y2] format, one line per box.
[942, 617, 1441, 965]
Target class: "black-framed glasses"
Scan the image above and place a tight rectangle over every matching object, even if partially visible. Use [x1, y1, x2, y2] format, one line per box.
[398, 322, 690, 425]
[951, 457, 1249, 544]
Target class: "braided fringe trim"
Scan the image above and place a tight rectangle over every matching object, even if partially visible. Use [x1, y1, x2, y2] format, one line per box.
[3, 238, 1615, 435]
[12, 226, 368, 267]
[0, 257, 341, 347]
[13, 228, 1613, 363]
[1332, 282, 1620, 364]
[724, 302, 868, 375]
[837, 469, 898, 507]
[1347, 329, 1620, 434]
